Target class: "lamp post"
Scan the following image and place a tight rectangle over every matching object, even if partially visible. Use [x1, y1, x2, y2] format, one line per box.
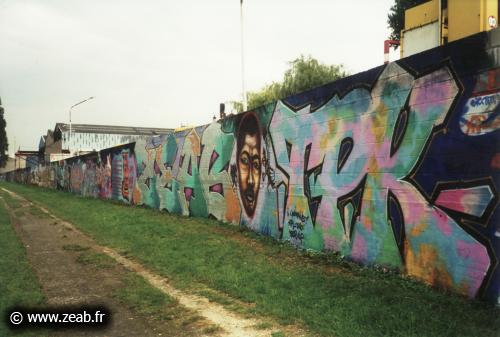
[240, 0, 247, 111]
[69, 96, 94, 155]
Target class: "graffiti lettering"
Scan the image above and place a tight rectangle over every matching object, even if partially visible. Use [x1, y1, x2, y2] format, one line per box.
[269, 63, 490, 298]
[5, 59, 499, 304]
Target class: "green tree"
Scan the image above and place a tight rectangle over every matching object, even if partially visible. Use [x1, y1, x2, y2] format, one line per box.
[235, 55, 347, 112]
[387, 0, 428, 41]
[0, 97, 8, 168]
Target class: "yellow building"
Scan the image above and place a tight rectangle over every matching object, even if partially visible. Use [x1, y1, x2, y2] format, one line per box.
[401, 0, 498, 57]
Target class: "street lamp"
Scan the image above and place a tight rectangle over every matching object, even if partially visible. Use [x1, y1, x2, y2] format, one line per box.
[69, 96, 94, 155]
[240, 0, 247, 111]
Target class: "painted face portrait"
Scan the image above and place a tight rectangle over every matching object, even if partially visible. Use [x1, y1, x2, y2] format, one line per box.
[237, 113, 261, 217]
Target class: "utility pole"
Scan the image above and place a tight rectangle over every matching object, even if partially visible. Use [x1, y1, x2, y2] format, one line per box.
[240, 0, 247, 111]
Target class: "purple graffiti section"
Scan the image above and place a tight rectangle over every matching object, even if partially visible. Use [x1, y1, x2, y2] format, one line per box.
[269, 63, 490, 298]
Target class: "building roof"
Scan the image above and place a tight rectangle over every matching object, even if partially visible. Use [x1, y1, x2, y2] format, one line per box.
[39, 136, 46, 150]
[15, 150, 39, 156]
[54, 123, 173, 136]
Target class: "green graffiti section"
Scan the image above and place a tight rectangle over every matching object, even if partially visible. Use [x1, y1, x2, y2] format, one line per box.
[199, 122, 240, 223]
[175, 129, 207, 217]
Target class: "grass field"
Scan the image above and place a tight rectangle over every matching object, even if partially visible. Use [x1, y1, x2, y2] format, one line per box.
[0, 195, 46, 337]
[2, 182, 499, 337]
[0, 189, 210, 336]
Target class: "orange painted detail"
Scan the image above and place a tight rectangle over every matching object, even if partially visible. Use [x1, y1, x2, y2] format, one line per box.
[224, 186, 241, 224]
[411, 222, 427, 237]
[406, 243, 454, 292]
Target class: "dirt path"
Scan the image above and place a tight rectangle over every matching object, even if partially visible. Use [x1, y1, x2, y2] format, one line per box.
[1, 191, 206, 337]
[1, 188, 306, 337]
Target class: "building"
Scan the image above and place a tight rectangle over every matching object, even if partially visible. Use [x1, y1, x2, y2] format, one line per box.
[0, 157, 16, 174]
[400, 0, 498, 57]
[43, 123, 173, 159]
[14, 150, 39, 170]
[39, 129, 68, 163]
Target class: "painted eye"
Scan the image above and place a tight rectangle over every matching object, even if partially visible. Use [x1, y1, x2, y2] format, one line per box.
[240, 156, 249, 165]
[252, 159, 260, 168]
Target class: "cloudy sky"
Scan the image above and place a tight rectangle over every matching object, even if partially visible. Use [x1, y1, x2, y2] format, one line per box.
[0, 0, 398, 156]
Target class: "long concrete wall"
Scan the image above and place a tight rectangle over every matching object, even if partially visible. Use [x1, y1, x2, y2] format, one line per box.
[6, 30, 500, 304]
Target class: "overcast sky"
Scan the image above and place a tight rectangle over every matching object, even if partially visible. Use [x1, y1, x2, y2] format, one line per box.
[0, 0, 398, 156]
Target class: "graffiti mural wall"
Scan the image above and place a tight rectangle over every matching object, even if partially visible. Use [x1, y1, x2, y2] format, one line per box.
[6, 31, 500, 304]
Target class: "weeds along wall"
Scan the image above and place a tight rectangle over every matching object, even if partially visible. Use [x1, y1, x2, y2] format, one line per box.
[6, 30, 500, 304]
